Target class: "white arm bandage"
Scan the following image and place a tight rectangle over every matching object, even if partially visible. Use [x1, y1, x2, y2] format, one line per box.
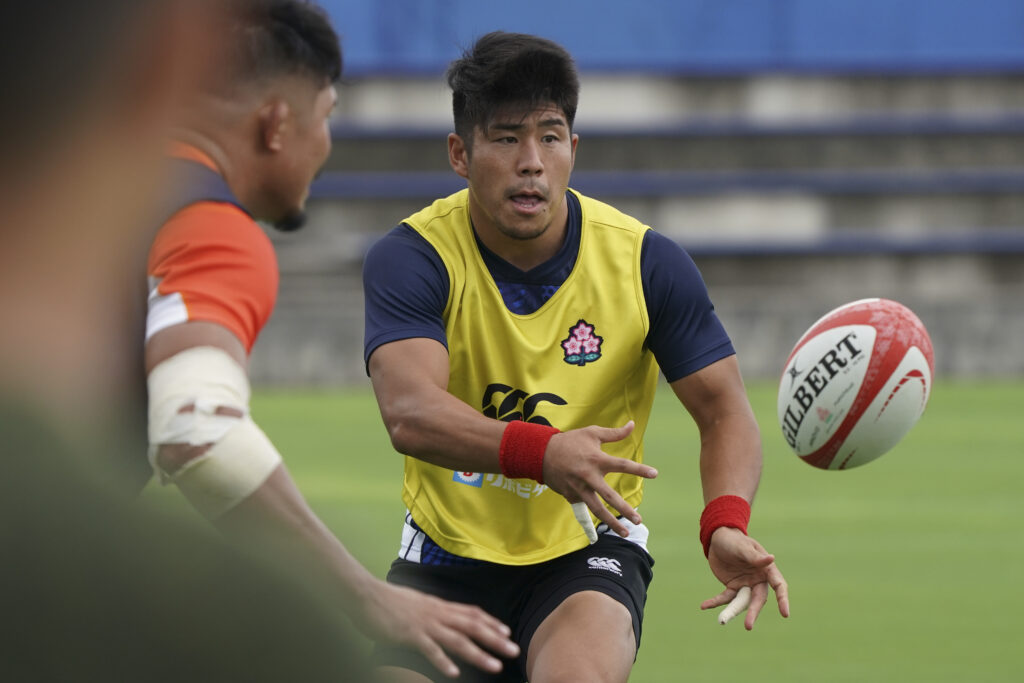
[147, 346, 282, 519]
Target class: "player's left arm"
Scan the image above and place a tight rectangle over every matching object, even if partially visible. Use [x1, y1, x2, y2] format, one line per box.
[670, 356, 790, 629]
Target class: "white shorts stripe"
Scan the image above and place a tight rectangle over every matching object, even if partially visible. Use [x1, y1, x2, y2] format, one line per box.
[399, 513, 424, 563]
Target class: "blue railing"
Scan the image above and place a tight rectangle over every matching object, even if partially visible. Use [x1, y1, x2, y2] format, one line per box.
[321, 0, 1024, 77]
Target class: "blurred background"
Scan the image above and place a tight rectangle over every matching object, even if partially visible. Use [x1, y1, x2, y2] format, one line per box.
[252, 0, 1024, 385]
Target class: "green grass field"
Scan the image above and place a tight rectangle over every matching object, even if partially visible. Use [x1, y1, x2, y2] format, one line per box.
[145, 380, 1023, 681]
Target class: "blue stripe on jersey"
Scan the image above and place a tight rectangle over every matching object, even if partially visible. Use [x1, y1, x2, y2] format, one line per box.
[494, 283, 562, 316]
[407, 515, 484, 566]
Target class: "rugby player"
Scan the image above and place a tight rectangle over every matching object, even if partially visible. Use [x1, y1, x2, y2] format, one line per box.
[1, 1, 371, 679]
[363, 31, 790, 682]
[144, 2, 518, 678]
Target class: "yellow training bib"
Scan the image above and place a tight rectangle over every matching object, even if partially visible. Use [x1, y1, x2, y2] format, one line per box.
[402, 189, 659, 565]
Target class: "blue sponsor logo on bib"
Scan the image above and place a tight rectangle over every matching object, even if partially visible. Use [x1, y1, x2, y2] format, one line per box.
[452, 471, 484, 487]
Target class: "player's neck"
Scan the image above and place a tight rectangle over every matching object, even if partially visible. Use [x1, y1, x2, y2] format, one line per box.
[170, 127, 265, 215]
[169, 128, 233, 178]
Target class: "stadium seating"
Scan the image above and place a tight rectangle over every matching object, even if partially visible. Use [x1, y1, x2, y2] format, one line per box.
[251, 3, 1024, 383]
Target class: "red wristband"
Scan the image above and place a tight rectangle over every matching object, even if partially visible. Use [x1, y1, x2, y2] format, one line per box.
[498, 420, 559, 484]
[699, 495, 751, 557]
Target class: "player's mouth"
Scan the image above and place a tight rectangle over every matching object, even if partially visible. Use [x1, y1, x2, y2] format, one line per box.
[508, 189, 547, 214]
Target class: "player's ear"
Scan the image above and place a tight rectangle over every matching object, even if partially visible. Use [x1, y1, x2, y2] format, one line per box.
[258, 99, 290, 153]
[448, 132, 469, 179]
[570, 132, 579, 170]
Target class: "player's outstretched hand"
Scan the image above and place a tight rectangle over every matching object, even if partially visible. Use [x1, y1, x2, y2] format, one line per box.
[700, 527, 790, 630]
[542, 420, 658, 538]
[358, 579, 519, 678]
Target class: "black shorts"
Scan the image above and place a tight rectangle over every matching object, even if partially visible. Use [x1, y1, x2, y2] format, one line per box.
[372, 533, 655, 682]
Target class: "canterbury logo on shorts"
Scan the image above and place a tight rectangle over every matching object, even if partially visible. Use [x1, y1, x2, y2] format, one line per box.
[587, 556, 623, 576]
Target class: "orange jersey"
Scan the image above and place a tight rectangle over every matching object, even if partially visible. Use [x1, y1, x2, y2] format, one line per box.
[146, 148, 278, 353]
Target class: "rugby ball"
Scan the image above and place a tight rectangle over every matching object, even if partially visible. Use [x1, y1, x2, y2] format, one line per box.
[777, 298, 934, 470]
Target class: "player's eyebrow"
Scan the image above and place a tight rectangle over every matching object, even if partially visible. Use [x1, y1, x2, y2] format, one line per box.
[537, 118, 567, 128]
[490, 117, 567, 132]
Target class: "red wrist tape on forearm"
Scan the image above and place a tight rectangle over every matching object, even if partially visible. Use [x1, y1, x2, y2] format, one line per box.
[699, 495, 751, 557]
[498, 420, 559, 484]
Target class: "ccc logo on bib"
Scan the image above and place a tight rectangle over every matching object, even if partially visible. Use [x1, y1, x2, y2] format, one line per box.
[481, 384, 566, 426]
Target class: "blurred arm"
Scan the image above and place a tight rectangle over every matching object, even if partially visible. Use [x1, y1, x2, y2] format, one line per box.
[146, 322, 518, 677]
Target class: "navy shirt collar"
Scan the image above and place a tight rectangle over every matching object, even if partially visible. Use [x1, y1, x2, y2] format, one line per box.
[472, 190, 581, 284]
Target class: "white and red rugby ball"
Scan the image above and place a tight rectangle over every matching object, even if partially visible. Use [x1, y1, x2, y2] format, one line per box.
[777, 298, 935, 470]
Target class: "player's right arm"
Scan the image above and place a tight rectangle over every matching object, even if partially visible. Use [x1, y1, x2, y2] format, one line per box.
[146, 324, 516, 677]
[145, 207, 518, 678]
[364, 228, 657, 536]
[639, 229, 789, 629]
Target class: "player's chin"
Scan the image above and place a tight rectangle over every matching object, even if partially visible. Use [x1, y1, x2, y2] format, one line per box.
[500, 215, 550, 241]
[272, 207, 308, 232]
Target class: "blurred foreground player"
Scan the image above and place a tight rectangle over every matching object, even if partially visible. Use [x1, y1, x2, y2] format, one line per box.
[144, 1, 517, 677]
[0, 1, 370, 680]
[363, 32, 790, 682]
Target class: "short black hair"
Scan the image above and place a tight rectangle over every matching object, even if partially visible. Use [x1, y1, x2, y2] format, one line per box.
[446, 31, 579, 147]
[229, 0, 342, 86]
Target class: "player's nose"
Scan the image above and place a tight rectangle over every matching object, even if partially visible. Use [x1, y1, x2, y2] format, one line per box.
[516, 138, 543, 176]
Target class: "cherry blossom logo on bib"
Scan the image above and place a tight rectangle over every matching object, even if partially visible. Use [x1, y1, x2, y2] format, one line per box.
[561, 319, 603, 366]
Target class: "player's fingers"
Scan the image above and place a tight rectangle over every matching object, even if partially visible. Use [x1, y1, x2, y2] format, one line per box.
[571, 501, 599, 543]
[594, 482, 642, 526]
[737, 539, 775, 569]
[450, 604, 519, 655]
[412, 631, 461, 679]
[437, 601, 518, 655]
[447, 601, 511, 633]
[766, 564, 791, 618]
[717, 585, 751, 625]
[600, 454, 658, 480]
[700, 586, 738, 610]
[580, 491, 628, 537]
[431, 625, 505, 676]
[592, 420, 635, 444]
[743, 582, 770, 631]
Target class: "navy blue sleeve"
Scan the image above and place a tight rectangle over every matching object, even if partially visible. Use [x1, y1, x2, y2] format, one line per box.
[641, 230, 736, 382]
[362, 224, 450, 370]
